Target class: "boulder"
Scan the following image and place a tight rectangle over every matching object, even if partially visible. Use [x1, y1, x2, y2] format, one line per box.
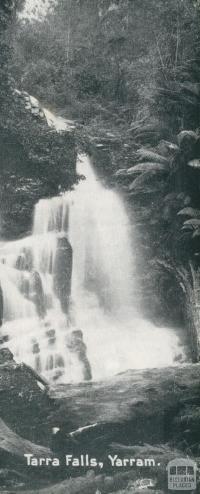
[53, 236, 73, 314]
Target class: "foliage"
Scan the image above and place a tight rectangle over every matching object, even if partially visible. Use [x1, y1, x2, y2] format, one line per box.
[10, 0, 200, 134]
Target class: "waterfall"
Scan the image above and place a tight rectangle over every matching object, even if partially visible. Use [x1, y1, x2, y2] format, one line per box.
[0, 155, 186, 382]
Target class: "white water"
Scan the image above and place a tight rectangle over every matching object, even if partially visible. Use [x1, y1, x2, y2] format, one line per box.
[0, 155, 187, 382]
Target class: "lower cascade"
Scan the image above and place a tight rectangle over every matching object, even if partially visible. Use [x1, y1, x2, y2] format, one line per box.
[0, 155, 186, 383]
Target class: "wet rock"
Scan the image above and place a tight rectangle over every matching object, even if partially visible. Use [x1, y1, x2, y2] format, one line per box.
[53, 235, 73, 314]
[35, 355, 42, 373]
[46, 355, 54, 371]
[30, 271, 46, 318]
[19, 273, 30, 299]
[46, 329, 56, 345]
[0, 348, 14, 364]
[52, 370, 64, 381]
[31, 107, 40, 116]
[67, 330, 92, 381]
[32, 340, 40, 354]
[55, 355, 65, 368]
[0, 335, 9, 344]
[16, 247, 33, 271]
[0, 283, 3, 326]
[31, 340, 42, 374]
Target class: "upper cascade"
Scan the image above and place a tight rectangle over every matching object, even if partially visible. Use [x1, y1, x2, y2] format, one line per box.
[18, 0, 57, 22]
[14, 90, 75, 132]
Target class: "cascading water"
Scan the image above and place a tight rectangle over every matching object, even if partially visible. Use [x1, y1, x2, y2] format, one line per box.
[0, 155, 186, 382]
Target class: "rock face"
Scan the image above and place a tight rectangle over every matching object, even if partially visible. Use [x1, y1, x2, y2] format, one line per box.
[53, 236, 73, 314]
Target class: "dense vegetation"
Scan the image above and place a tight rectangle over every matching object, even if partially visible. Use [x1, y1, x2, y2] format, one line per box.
[0, 0, 76, 239]
[11, 0, 200, 131]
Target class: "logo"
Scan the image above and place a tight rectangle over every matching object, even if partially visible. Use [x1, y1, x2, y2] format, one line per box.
[167, 458, 197, 491]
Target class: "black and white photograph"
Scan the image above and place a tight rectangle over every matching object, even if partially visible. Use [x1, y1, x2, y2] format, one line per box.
[0, 1, 200, 492]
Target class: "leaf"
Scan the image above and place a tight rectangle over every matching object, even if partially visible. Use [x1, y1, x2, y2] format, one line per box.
[136, 148, 169, 164]
[129, 170, 167, 192]
[183, 218, 200, 230]
[178, 207, 200, 218]
[127, 162, 169, 175]
[114, 168, 127, 177]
